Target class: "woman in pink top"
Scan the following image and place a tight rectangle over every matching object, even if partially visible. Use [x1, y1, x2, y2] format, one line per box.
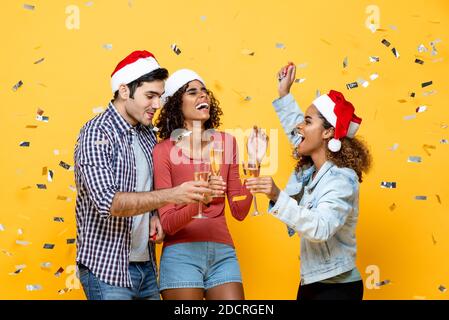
[153, 69, 253, 300]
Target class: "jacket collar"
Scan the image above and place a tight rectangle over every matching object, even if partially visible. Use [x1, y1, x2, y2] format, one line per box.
[304, 161, 334, 191]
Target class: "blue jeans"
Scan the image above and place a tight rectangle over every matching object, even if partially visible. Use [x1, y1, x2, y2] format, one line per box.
[78, 261, 160, 300]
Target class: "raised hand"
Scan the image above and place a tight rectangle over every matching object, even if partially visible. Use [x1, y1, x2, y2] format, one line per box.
[278, 62, 296, 98]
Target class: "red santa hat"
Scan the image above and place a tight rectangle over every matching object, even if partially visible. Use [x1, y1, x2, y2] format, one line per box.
[111, 50, 161, 93]
[312, 90, 362, 152]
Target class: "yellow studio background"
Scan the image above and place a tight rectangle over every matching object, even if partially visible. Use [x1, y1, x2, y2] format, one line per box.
[0, 0, 448, 300]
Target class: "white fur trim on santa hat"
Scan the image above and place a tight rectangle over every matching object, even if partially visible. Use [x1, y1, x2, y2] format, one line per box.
[111, 57, 160, 93]
[162, 69, 205, 104]
[328, 138, 342, 152]
[313, 94, 337, 127]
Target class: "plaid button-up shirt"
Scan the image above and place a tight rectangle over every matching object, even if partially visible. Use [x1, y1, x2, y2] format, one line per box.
[75, 102, 157, 287]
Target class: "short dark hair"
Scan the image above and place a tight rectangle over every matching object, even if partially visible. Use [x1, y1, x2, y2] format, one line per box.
[113, 67, 168, 100]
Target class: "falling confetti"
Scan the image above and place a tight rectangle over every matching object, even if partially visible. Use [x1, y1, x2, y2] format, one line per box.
[391, 48, 400, 58]
[102, 44, 113, 50]
[422, 81, 433, 88]
[43, 243, 55, 249]
[66, 238, 76, 244]
[241, 49, 255, 56]
[415, 58, 424, 65]
[381, 39, 391, 47]
[436, 194, 442, 204]
[369, 56, 380, 63]
[59, 161, 71, 170]
[370, 73, 379, 81]
[0, 224, 4, 231]
[36, 184, 47, 189]
[12, 80, 24, 91]
[23, 4, 35, 10]
[92, 106, 105, 114]
[432, 234, 437, 245]
[422, 144, 436, 156]
[294, 78, 306, 84]
[404, 115, 416, 121]
[376, 280, 391, 287]
[389, 203, 396, 211]
[346, 82, 358, 90]
[54, 267, 64, 277]
[275, 43, 286, 49]
[16, 240, 31, 246]
[34, 58, 45, 64]
[408, 156, 422, 163]
[416, 106, 427, 113]
[53, 217, 64, 223]
[441, 139, 448, 144]
[19, 141, 30, 147]
[439, 285, 447, 293]
[343, 56, 348, 68]
[26, 284, 43, 291]
[381, 181, 397, 189]
[171, 43, 181, 55]
[418, 44, 428, 53]
[415, 196, 427, 200]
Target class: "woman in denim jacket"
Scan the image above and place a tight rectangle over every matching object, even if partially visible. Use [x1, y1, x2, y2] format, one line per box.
[246, 63, 372, 300]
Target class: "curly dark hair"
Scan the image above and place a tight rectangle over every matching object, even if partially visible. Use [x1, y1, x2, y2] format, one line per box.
[154, 83, 223, 140]
[295, 113, 372, 183]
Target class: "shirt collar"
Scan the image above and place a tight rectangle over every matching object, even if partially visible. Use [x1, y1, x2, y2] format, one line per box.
[107, 101, 143, 136]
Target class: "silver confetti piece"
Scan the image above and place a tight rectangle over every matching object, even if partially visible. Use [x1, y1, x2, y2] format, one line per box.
[440, 139, 448, 144]
[16, 240, 31, 246]
[416, 106, 427, 113]
[404, 115, 416, 121]
[408, 156, 422, 163]
[370, 73, 379, 81]
[381, 181, 396, 189]
[275, 43, 286, 49]
[47, 170, 54, 182]
[343, 56, 348, 68]
[19, 141, 30, 147]
[67, 238, 76, 244]
[421, 81, 433, 88]
[391, 48, 400, 58]
[294, 78, 306, 84]
[415, 58, 424, 65]
[200, 15, 207, 21]
[13, 80, 24, 91]
[346, 82, 358, 90]
[369, 56, 380, 63]
[26, 284, 42, 291]
[438, 285, 447, 293]
[59, 161, 71, 170]
[53, 217, 64, 223]
[41, 262, 52, 268]
[381, 39, 391, 47]
[54, 267, 64, 277]
[36, 184, 47, 189]
[390, 143, 399, 151]
[0, 224, 5, 231]
[36, 115, 49, 122]
[415, 195, 427, 200]
[102, 44, 113, 50]
[315, 90, 321, 98]
[418, 44, 428, 53]
[43, 243, 55, 249]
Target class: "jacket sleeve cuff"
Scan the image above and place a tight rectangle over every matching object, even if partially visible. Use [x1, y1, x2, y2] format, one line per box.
[268, 190, 299, 226]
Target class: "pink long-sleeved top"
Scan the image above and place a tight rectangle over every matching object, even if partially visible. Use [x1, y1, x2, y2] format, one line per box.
[153, 131, 253, 249]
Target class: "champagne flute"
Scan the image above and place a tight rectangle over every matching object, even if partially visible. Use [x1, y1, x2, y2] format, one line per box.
[192, 161, 210, 219]
[243, 162, 261, 215]
[210, 141, 224, 198]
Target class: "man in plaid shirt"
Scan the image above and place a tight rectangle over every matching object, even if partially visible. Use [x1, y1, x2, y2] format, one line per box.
[74, 50, 211, 300]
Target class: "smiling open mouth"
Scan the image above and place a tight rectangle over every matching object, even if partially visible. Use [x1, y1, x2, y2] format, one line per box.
[196, 103, 209, 110]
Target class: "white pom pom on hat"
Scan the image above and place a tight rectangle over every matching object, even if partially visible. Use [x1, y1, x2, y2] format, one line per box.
[312, 90, 362, 152]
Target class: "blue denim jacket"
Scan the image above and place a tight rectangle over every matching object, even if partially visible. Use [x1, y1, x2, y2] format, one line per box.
[269, 94, 360, 285]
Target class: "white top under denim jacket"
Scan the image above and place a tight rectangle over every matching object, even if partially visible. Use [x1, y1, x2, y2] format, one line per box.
[269, 93, 361, 285]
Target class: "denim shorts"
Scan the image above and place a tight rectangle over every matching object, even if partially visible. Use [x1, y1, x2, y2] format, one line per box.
[77, 261, 160, 300]
[159, 242, 242, 291]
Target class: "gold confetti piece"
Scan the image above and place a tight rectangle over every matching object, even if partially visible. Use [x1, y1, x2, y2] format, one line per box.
[415, 58, 424, 65]
[21, 186, 31, 190]
[320, 38, 332, 45]
[56, 195, 69, 201]
[23, 4, 35, 10]
[200, 15, 207, 21]
[232, 195, 248, 202]
[42, 167, 47, 176]
[2, 249, 13, 257]
[33, 58, 45, 64]
[432, 234, 437, 245]
[413, 296, 427, 300]
[389, 203, 396, 211]
[241, 49, 255, 56]
[54, 217, 64, 222]
[37, 83, 47, 88]
[26, 125, 38, 129]
[58, 288, 72, 295]
[422, 144, 436, 156]
[57, 228, 68, 237]
[343, 56, 348, 68]
[381, 39, 391, 47]
[397, 99, 407, 103]
[69, 185, 77, 192]
[53, 149, 60, 155]
[12, 80, 23, 91]
[439, 285, 447, 293]
[436, 194, 441, 204]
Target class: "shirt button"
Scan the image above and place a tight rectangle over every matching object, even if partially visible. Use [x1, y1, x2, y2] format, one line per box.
[272, 210, 279, 215]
